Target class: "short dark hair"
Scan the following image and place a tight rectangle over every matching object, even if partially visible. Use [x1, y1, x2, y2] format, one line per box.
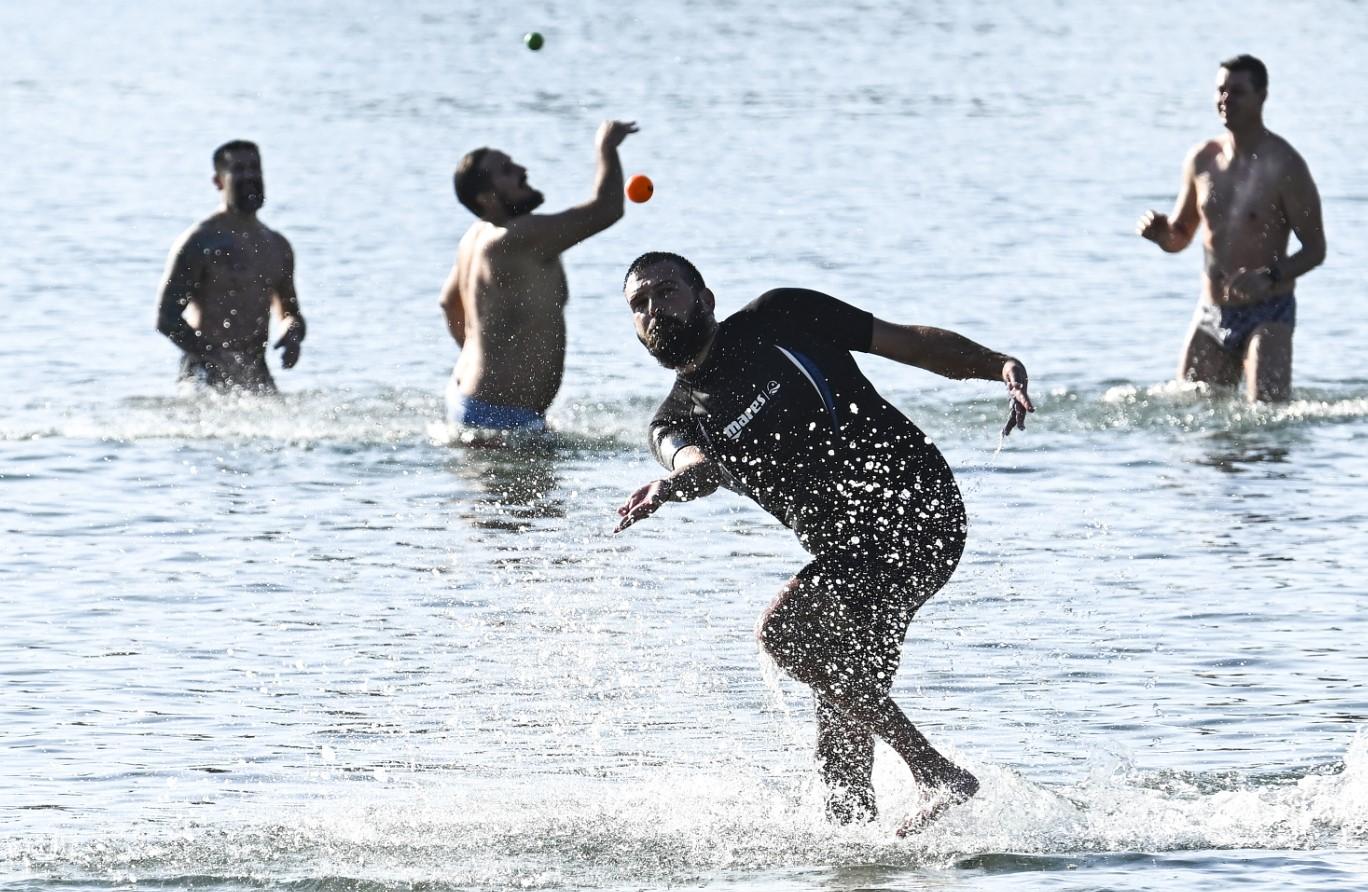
[1220, 54, 1268, 92]
[454, 148, 494, 216]
[212, 140, 259, 172]
[623, 252, 707, 292]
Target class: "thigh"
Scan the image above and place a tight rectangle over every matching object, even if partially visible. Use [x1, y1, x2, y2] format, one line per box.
[760, 556, 914, 690]
[1179, 320, 1241, 388]
[1244, 322, 1294, 402]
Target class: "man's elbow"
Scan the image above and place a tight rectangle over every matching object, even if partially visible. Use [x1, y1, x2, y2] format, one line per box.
[593, 193, 626, 227]
[1163, 229, 1194, 253]
[1304, 239, 1327, 270]
[595, 203, 625, 231]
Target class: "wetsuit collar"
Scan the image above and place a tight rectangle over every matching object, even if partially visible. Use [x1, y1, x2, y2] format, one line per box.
[677, 325, 720, 379]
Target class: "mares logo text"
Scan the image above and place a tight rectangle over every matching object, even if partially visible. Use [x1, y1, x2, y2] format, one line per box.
[723, 390, 772, 440]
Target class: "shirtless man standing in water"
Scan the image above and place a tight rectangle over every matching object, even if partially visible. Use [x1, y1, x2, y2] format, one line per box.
[440, 121, 637, 431]
[1137, 55, 1325, 403]
[156, 140, 306, 393]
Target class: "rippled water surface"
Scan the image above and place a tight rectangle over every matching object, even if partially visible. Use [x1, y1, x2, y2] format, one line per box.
[4, 2, 1368, 890]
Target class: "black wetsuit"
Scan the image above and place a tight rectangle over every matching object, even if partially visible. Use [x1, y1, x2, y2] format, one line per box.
[650, 288, 967, 602]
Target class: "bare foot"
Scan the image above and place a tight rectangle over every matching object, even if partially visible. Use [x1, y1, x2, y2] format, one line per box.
[895, 767, 979, 837]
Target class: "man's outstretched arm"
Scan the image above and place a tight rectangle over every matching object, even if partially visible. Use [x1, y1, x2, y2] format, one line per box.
[869, 319, 1034, 434]
[501, 120, 637, 261]
[614, 445, 724, 533]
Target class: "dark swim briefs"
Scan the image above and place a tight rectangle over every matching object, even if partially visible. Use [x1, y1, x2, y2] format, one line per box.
[179, 350, 276, 393]
[1197, 294, 1296, 353]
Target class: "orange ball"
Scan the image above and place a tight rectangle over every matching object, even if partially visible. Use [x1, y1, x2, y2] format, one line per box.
[625, 173, 654, 203]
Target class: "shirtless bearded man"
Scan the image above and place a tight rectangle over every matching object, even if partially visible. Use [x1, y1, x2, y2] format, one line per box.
[1137, 55, 1325, 402]
[156, 140, 306, 393]
[440, 121, 637, 431]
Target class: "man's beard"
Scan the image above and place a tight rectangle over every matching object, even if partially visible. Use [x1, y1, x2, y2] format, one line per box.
[639, 310, 711, 369]
[232, 181, 265, 212]
[502, 189, 545, 218]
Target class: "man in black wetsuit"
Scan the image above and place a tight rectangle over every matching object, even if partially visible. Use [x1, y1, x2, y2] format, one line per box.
[613, 252, 1033, 831]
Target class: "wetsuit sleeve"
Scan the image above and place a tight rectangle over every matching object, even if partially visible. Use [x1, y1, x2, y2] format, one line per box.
[740, 288, 873, 352]
[648, 382, 705, 471]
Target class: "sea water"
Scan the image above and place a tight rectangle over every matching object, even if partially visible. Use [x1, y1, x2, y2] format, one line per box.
[4, 2, 1368, 889]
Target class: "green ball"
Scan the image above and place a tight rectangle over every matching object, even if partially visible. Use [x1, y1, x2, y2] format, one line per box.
[524, 31, 544, 51]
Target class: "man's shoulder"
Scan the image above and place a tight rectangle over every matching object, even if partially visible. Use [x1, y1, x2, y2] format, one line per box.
[462, 219, 516, 256]
[1264, 131, 1311, 169]
[1189, 137, 1225, 166]
[168, 216, 225, 257]
[180, 214, 223, 242]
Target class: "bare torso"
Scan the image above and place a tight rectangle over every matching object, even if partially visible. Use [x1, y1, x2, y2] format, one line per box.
[179, 212, 293, 353]
[1193, 133, 1299, 306]
[451, 221, 569, 413]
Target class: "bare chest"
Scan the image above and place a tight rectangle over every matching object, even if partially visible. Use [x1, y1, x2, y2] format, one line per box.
[1195, 158, 1285, 233]
[199, 231, 286, 297]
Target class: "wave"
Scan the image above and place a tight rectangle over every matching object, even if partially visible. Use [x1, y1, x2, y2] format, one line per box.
[6, 734, 1366, 890]
[1046, 381, 1368, 435]
[0, 388, 653, 452]
[4, 381, 1368, 450]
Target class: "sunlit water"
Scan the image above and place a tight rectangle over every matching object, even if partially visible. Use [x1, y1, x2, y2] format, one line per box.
[4, 2, 1368, 890]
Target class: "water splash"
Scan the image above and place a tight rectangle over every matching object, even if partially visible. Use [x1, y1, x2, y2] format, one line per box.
[8, 733, 1366, 889]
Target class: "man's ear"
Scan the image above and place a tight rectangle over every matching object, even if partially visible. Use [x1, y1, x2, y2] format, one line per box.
[700, 287, 717, 313]
[212, 172, 224, 191]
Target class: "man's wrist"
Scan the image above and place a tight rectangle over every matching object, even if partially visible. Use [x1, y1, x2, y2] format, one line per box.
[666, 464, 709, 501]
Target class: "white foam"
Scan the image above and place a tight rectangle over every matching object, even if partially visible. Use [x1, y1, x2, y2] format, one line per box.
[8, 733, 1367, 888]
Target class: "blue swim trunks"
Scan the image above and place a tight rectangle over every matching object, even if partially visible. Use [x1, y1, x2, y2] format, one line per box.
[446, 393, 546, 432]
[1197, 294, 1296, 352]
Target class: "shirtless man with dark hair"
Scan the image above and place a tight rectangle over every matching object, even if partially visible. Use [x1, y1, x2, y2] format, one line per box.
[440, 121, 637, 431]
[613, 252, 1034, 832]
[156, 140, 306, 393]
[1137, 55, 1325, 402]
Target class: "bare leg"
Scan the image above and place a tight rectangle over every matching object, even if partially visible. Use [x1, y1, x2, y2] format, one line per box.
[1179, 318, 1240, 388]
[816, 695, 876, 822]
[1243, 322, 1293, 402]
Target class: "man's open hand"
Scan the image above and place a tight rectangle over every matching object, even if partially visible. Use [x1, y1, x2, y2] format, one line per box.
[1001, 359, 1034, 437]
[614, 478, 669, 533]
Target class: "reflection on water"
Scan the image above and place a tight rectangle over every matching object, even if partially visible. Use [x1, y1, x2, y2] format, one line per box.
[1194, 430, 1298, 474]
[443, 441, 565, 534]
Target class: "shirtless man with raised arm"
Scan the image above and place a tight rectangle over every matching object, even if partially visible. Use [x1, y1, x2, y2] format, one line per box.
[613, 252, 1034, 833]
[156, 140, 305, 393]
[1137, 55, 1325, 403]
[440, 121, 637, 431]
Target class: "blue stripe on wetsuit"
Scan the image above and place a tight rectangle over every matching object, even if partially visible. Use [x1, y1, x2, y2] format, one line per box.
[775, 345, 840, 431]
